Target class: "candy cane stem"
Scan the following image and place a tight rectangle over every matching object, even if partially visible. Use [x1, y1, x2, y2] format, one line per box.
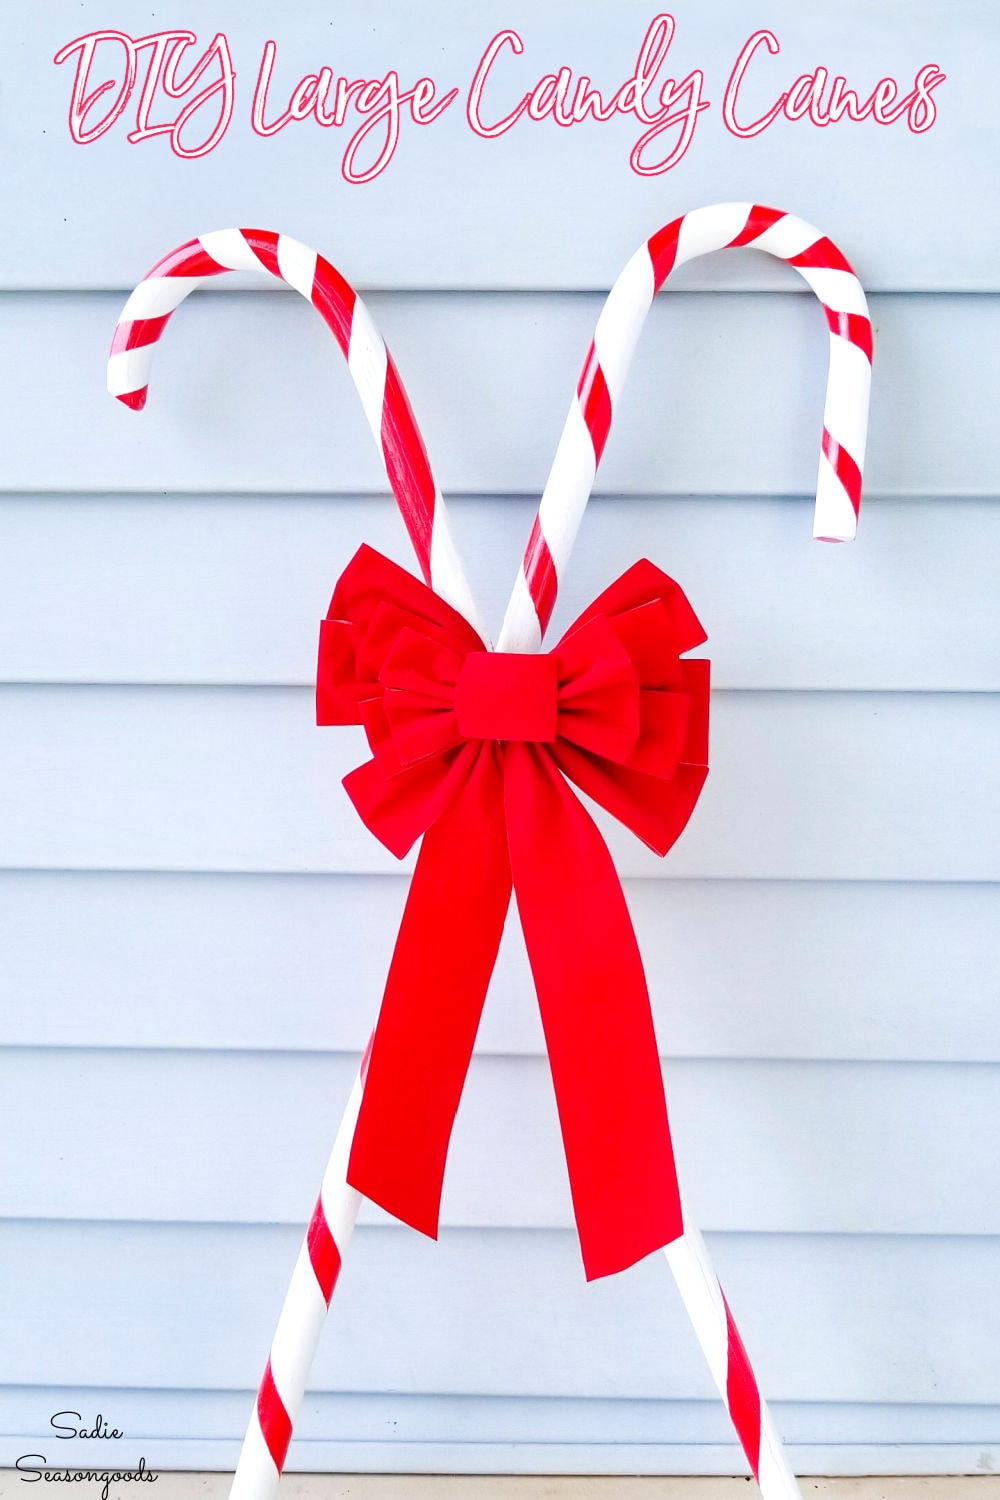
[663, 1202, 801, 1497]
[230, 1046, 370, 1500]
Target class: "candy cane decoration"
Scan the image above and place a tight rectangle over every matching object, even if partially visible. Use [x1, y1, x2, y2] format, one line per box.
[105, 207, 870, 1499]
[107, 228, 486, 640]
[498, 202, 872, 652]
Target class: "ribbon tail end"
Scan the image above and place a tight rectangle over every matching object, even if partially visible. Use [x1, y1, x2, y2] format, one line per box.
[345, 1158, 443, 1243]
[581, 1211, 684, 1283]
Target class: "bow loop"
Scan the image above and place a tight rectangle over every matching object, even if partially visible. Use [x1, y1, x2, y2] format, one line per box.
[378, 625, 466, 767]
[568, 557, 708, 660]
[553, 613, 640, 763]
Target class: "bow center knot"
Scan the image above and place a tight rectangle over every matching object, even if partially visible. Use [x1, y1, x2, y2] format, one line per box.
[455, 651, 559, 742]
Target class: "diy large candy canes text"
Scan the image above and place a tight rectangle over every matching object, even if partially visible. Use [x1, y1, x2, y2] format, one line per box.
[54, 15, 945, 179]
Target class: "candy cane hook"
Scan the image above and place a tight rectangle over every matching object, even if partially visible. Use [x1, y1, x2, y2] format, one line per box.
[498, 202, 872, 652]
[108, 227, 487, 640]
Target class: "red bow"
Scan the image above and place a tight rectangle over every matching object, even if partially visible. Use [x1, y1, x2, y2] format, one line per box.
[318, 544, 710, 1279]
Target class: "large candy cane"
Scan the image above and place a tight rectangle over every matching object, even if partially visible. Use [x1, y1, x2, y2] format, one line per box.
[498, 201, 872, 652]
[108, 227, 486, 640]
[493, 199, 873, 1495]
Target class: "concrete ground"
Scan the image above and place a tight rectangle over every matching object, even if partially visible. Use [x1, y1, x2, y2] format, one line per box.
[5, 1475, 1000, 1499]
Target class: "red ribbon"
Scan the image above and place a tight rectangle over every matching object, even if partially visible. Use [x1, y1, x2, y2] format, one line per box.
[317, 544, 710, 1280]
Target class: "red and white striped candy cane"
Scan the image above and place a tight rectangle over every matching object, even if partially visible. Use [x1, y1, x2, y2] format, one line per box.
[107, 228, 486, 640]
[498, 201, 872, 652]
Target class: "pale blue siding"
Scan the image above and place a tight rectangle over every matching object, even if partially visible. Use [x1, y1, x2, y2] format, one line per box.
[2, 0, 998, 1479]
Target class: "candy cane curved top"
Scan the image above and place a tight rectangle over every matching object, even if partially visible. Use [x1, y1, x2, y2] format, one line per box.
[108, 227, 486, 640]
[498, 202, 873, 653]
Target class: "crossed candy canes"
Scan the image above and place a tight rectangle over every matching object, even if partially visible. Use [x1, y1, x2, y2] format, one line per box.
[109, 205, 872, 1500]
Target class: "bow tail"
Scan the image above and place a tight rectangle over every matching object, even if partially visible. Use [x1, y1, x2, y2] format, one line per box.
[347, 744, 513, 1238]
[504, 743, 683, 1281]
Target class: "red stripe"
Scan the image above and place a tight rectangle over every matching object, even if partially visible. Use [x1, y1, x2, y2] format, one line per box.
[306, 1197, 342, 1305]
[242, 228, 282, 278]
[381, 356, 435, 582]
[311, 255, 356, 357]
[789, 235, 856, 276]
[146, 240, 228, 279]
[727, 204, 785, 247]
[256, 1358, 293, 1471]
[110, 314, 170, 357]
[116, 387, 148, 411]
[647, 218, 682, 291]
[523, 517, 558, 634]
[723, 1295, 762, 1479]
[576, 343, 613, 463]
[823, 306, 873, 363]
[822, 427, 863, 519]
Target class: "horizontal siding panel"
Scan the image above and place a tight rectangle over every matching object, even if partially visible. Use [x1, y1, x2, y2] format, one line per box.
[0, 686, 995, 879]
[1, 1222, 998, 1405]
[3, 872, 997, 1062]
[6, 1389, 999, 1452]
[1, 494, 997, 692]
[7, 3, 994, 292]
[1, 1393, 998, 1476]
[2, 1050, 998, 1237]
[1, 293, 995, 499]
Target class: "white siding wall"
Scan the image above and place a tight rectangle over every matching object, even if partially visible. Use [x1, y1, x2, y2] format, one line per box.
[2, 0, 998, 1479]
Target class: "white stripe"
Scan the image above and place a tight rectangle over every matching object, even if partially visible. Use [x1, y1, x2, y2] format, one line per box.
[757, 1402, 805, 1498]
[592, 246, 654, 400]
[198, 228, 263, 273]
[107, 346, 153, 397]
[498, 399, 594, 649]
[229, 1418, 279, 1500]
[117, 274, 203, 321]
[673, 203, 753, 267]
[536, 399, 598, 578]
[276, 235, 318, 300]
[823, 335, 872, 467]
[744, 212, 820, 262]
[795, 265, 871, 317]
[266, 1239, 328, 1412]
[428, 499, 492, 644]
[318, 1072, 365, 1251]
[496, 569, 542, 654]
[346, 296, 389, 447]
[663, 1225, 729, 1392]
[813, 454, 859, 541]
